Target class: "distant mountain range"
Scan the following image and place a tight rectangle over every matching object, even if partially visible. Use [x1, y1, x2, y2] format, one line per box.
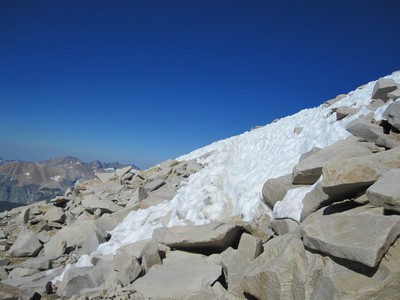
[0, 156, 136, 207]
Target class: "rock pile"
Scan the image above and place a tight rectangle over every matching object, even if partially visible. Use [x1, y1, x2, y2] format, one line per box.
[1, 77, 400, 299]
[0, 158, 204, 299]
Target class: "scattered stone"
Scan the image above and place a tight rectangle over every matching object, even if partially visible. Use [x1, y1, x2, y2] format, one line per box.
[301, 210, 400, 267]
[42, 206, 66, 223]
[294, 127, 303, 135]
[143, 179, 166, 192]
[0, 257, 10, 266]
[323, 94, 346, 107]
[262, 173, 306, 208]
[334, 106, 360, 120]
[17, 255, 55, 271]
[82, 195, 123, 213]
[95, 171, 117, 183]
[300, 182, 331, 221]
[116, 166, 133, 178]
[271, 218, 299, 236]
[345, 117, 383, 142]
[322, 146, 400, 200]
[292, 140, 373, 184]
[153, 222, 243, 253]
[16, 208, 30, 225]
[383, 101, 400, 131]
[125, 186, 148, 208]
[0, 228, 6, 239]
[388, 89, 400, 100]
[131, 255, 221, 299]
[117, 238, 161, 273]
[7, 227, 42, 257]
[8, 267, 40, 279]
[368, 99, 386, 111]
[371, 78, 399, 102]
[242, 234, 323, 300]
[367, 168, 400, 212]
[375, 132, 400, 149]
[57, 266, 112, 297]
[44, 220, 107, 257]
[51, 196, 74, 206]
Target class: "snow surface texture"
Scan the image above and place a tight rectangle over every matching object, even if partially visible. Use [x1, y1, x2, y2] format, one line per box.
[57, 72, 393, 270]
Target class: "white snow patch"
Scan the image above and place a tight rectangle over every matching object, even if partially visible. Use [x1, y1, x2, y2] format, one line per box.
[52, 72, 400, 281]
[50, 175, 61, 181]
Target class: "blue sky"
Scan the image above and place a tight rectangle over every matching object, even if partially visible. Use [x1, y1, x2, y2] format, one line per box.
[1, 0, 399, 168]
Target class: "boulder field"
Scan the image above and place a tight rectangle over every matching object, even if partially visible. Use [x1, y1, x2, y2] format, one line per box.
[1, 77, 400, 299]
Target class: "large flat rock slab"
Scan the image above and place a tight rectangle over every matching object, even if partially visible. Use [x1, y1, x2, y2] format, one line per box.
[322, 146, 400, 200]
[292, 140, 373, 185]
[301, 212, 400, 267]
[131, 256, 221, 299]
[152, 222, 243, 253]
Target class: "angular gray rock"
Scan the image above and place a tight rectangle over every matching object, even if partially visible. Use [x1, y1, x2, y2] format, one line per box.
[153, 222, 243, 253]
[323, 94, 346, 107]
[300, 182, 331, 222]
[262, 174, 306, 208]
[371, 78, 399, 102]
[42, 206, 66, 223]
[8, 267, 39, 279]
[294, 127, 303, 135]
[44, 220, 107, 257]
[383, 101, 400, 131]
[242, 234, 324, 300]
[334, 106, 360, 120]
[292, 140, 373, 185]
[81, 195, 123, 213]
[16, 255, 55, 271]
[271, 218, 299, 236]
[131, 255, 221, 300]
[388, 88, 400, 100]
[322, 146, 400, 200]
[143, 179, 166, 192]
[116, 166, 133, 178]
[222, 233, 262, 296]
[117, 238, 161, 273]
[113, 254, 141, 287]
[95, 171, 117, 183]
[7, 227, 42, 257]
[345, 118, 383, 142]
[57, 265, 112, 297]
[301, 211, 400, 267]
[125, 186, 148, 208]
[375, 133, 400, 149]
[367, 168, 400, 212]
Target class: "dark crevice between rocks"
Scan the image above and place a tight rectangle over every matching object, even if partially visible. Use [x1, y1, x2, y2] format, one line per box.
[304, 246, 378, 277]
[384, 208, 400, 216]
[322, 200, 364, 215]
[213, 270, 228, 290]
[244, 292, 259, 300]
[380, 120, 392, 134]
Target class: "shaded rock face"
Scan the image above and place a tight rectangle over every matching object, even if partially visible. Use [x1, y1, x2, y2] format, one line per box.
[0, 156, 131, 206]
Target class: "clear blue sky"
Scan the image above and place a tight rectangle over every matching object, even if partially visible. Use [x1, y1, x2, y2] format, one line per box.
[1, 0, 399, 168]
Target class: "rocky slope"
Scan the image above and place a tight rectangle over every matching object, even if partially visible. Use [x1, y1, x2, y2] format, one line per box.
[1, 74, 400, 299]
[0, 156, 130, 206]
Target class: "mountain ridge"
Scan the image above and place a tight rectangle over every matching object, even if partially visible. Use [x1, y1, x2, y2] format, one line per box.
[0, 156, 137, 206]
